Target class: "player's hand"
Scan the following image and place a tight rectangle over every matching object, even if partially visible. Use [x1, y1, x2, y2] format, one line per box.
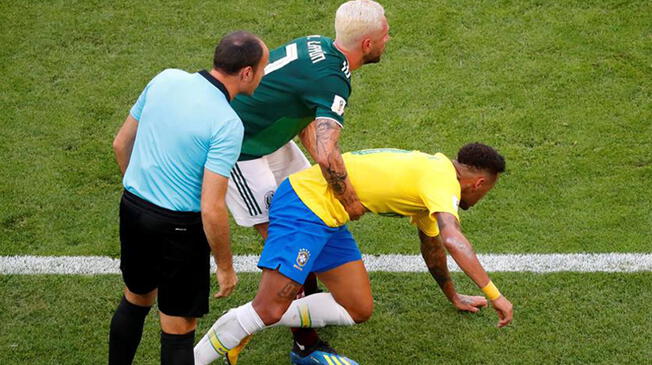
[344, 199, 367, 221]
[452, 294, 488, 313]
[214, 266, 238, 298]
[490, 295, 513, 328]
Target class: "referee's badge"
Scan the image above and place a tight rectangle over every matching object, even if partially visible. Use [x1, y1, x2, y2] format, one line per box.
[295, 248, 311, 270]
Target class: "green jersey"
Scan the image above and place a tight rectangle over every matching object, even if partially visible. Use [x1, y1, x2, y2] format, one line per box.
[231, 35, 352, 161]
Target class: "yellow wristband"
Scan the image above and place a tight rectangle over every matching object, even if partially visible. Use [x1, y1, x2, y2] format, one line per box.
[481, 281, 501, 301]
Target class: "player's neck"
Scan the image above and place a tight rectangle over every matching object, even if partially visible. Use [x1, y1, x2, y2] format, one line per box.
[333, 41, 363, 71]
[452, 160, 465, 182]
[209, 69, 238, 101]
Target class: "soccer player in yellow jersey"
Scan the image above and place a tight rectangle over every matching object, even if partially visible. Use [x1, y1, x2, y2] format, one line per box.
[194, 143, 514, 364]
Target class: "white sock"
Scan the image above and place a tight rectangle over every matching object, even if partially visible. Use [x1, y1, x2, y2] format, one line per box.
[274, 292, 356, 328]
[194, 302, 264, 365]
[194, 294, 354, 364]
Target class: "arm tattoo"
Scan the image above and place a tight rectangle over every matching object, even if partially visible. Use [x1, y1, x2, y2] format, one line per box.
[277, 282, 301, 300]
[438, 215, 455, 230]
[430, 266, 451, 286]
[314, 119, 348, 195]
[325, 166, 347, 195]
[315, 118, 338, 134]
[459, 296, 473, 305]
[420, 234, 451, 286]
[436, 213, 461, 237]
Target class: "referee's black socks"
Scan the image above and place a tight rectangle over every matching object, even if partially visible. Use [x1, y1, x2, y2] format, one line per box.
[161, 330, 195, 365]
[108, 296, 151, 365]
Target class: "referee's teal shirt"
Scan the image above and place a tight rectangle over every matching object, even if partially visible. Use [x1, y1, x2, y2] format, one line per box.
[123, 69, 243, 212]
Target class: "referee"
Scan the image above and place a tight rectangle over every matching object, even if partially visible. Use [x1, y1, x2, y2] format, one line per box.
[109, 31, 268, 365]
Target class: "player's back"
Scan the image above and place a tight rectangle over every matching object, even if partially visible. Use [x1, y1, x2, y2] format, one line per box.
[232, 35, 352, 160]
[290, 149, 461, 227]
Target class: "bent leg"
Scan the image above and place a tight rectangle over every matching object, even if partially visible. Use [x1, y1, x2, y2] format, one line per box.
[251, 269, 355, 329]
[194, 267, 360, 364]
[252, 269, 302, 324]
[255, 217, 325, 355]
[317, 260, 374, 323]
[194, 269, 295, 364]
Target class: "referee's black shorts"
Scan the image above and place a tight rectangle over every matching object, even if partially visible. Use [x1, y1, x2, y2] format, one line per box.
[119, 190, 211, 318]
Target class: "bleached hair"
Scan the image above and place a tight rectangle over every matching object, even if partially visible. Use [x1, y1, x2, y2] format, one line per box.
[335, 0, 385, 49]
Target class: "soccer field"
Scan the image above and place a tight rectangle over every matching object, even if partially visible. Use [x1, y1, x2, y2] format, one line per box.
[1, 0, 651, 364]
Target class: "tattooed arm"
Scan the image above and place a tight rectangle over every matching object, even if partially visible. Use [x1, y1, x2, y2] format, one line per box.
[419, 230, 487, 312]
[435, 212, 491, 287]
[299, 118, 366, 220]
[436, 212, 513, 327]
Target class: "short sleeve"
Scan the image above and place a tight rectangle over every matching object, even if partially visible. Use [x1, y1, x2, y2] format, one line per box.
[204, 118, 244, 177]
[410, 171, 461, 237]
[303, 74, 350, 126]
[410, 212, 440, 237]
[129, 79, 154, 121]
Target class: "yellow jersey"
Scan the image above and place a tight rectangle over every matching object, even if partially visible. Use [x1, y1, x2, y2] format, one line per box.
[288, 149, 461, 237]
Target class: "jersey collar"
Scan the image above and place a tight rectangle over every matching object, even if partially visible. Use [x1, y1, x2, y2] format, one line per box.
[198, 70, 231, 100]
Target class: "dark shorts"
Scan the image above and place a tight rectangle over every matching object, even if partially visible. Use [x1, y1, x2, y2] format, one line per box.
[119, 190, 210, 317]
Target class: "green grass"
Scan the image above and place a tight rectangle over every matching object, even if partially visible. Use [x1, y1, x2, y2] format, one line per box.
[1, 0, 651, 364]
[1, 273, 650, 364]
[0, 0, 650, 256]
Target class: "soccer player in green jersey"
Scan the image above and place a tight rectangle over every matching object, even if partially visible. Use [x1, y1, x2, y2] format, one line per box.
[219, 1, 391, 364]
[226, 0, 390, 232]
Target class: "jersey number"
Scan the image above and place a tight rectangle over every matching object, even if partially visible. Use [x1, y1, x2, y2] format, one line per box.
[264, 43, 298, 75]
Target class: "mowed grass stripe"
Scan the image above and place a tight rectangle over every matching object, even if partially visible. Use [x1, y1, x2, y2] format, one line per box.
[2, 253, 651, 274]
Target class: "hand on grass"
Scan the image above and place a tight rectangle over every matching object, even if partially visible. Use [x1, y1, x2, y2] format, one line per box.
[491, 295, 513, 328]
[452, 294, 488, 313]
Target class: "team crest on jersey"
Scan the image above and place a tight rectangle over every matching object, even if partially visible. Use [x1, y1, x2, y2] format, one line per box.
[452, 196, 460, 211]
[295, 248, 311, 269]
[264, 191, 275, 209]
[331, 95, 347, 116]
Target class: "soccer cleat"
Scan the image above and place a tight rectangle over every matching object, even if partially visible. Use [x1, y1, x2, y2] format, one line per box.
[224, 335, 253, 365]
[290, 340, 358, 365]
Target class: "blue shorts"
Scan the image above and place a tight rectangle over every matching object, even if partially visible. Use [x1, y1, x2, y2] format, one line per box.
[258, 179, 362, 284]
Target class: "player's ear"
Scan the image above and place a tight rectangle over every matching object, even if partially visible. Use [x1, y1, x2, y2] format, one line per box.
[473, 176, 486, 190]
[240, 66, 254, 82]
[361, 37, 373, 54]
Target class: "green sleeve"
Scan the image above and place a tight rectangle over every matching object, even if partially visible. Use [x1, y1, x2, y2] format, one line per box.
[303, 74, 351, 126]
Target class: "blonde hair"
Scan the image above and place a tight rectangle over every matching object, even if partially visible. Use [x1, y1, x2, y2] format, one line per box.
[335, 0, 386, 50]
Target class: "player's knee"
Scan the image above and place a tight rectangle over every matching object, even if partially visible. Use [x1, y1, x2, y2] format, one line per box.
[253, 303, 286, 326]
[348, 301, 374, 324]
[159, 314, 197, 334]
[124, 287, 156, 307]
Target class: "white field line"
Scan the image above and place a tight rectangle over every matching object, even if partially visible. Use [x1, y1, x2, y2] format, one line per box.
[1, 253, 651, 275]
